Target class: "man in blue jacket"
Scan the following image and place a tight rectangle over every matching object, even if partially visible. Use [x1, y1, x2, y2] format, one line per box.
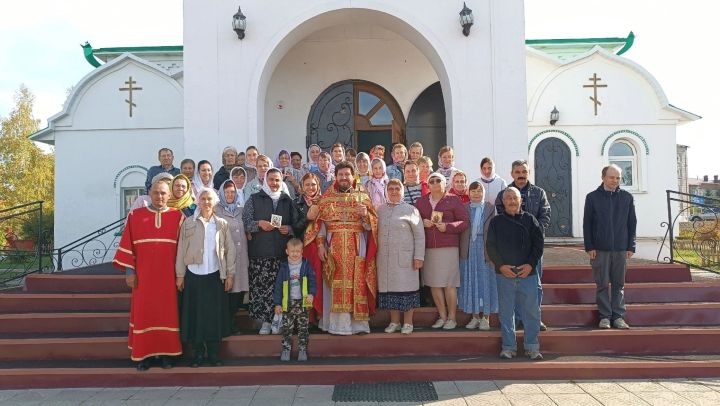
[583, 164, 637, 330]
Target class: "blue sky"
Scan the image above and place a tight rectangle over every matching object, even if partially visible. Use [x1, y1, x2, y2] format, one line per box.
[1, 0, 717, 177]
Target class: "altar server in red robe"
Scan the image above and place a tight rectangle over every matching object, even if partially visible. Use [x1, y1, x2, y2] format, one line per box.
[113, 178, 184, 371]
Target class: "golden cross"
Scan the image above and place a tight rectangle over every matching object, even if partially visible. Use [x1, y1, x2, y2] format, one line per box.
[583, 73, 607, 116]
[119, 76, 143, 117]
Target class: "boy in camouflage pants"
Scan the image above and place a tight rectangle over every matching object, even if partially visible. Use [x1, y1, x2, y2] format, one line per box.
[273, 238, 317, 362]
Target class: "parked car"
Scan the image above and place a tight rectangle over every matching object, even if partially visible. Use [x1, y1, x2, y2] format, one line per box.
[690, 207, 720, 222]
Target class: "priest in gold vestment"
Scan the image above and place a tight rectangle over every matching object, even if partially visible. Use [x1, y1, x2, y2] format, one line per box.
[305, 161, 379, 335]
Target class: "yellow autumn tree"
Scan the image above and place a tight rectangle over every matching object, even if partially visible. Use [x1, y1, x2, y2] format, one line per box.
[0, 85, 55, 211]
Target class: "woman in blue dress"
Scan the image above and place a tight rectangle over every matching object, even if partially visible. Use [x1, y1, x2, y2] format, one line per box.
[459, 181, 497, 331]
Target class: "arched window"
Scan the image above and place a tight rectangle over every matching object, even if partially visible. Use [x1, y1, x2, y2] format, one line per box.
[609, 140, 637, 188]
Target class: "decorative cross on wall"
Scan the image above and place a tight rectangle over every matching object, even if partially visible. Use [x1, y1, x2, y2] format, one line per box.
[583, 73, 607, 116]
[119, 76, 143, 117]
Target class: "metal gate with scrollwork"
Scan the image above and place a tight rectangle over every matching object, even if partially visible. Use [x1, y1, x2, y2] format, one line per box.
[306, 82, 354, 152]
[534, 137, 572, 237]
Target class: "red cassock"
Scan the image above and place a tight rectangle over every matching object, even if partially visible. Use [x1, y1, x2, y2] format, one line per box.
[112, 207, 184, 361]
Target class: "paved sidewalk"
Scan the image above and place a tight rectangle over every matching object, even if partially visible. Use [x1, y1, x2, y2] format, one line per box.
[1, 378, 719, 405]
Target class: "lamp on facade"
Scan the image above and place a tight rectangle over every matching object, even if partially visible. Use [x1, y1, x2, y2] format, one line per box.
[550, 106, 560, 126]
[459, 2, 474, 37]
[232, 6, 247, 39]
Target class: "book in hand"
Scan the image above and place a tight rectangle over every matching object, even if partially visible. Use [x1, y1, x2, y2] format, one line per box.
[431, 210, 443, 224]
[270, 214, 283, 228]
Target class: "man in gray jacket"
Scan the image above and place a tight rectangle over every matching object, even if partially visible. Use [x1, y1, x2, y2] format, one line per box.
[583, 164, 637, 329]
[495, 160, 551, 330]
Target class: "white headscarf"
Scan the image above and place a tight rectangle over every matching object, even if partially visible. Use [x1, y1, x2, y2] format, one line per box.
[230, 166, 247, 207]
[261, 168, 287, 203]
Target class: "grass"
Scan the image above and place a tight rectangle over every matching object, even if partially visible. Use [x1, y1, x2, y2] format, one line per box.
[672, 248, 720, 273]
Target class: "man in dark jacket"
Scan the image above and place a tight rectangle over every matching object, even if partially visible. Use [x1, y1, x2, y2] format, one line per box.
[213, 146, 238, 189]
[487, 187, 545, 360]
[583, 164, 637, 330]
[495, 160, 551, 330]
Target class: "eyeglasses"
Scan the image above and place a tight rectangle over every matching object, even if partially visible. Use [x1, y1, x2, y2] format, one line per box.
[428, 179, 442, 185]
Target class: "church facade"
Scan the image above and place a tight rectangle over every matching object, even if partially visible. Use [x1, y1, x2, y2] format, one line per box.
[31, 1, 698, 257]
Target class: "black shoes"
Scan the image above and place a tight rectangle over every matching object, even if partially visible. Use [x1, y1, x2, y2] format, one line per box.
[161, 356, 174, 369]
[191, 356, 203, 368]
[136, 359, 151, 371]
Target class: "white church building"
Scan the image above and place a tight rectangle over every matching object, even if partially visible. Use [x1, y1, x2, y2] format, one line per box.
[31, 0, 699, 256]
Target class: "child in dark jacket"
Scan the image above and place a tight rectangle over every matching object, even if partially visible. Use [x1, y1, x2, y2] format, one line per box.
[273, 238, 317, 362]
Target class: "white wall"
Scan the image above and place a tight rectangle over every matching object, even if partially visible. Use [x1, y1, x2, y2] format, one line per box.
[184, 0, 528, 180]
[264, 24, 438, 158]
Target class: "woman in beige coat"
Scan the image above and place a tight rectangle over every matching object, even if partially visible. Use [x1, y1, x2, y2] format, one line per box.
[175, 187, 236, 367]
[376, 179, 425, 334]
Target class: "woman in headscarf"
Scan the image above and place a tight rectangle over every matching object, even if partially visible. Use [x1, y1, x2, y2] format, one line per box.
[175, 187, 235, 367]
[243, 155, 273, 202]
[437, 146, 458, 182]
[415, 172, 469, 331]
[304, 144, 322, 173]
[459, 181, 497, 331]
[293, 172, 324, 324]
[377, 179, 425, 335]
[216, 179, 250, 333]
[417, 156, 434, 185]
[242, 168, 302, 335]
[276, 149, 302, 198]
[330, 143, 346, 167]
[364, 157, 389, 209]
[168, 174, 197, 217]
[230, 166, 247, 207]
[355, 152, 371, 186]
[192, 160, 214, 198]
[310, 152, 335, 193]
[447, 170, 471, 205]
[476, 157, 507, 206]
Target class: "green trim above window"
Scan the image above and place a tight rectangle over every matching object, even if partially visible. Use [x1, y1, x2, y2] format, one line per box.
[528, 129, 579, 157]
[601, 130, 650, 156]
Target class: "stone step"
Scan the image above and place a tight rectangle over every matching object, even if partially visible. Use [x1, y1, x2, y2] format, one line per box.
[3, 357, 720, 389]
[542, 282, 720, 304]
[22, 263, 692, 294]
[0, 293, 130, 313]
[541, 263, 691, 284]
[1, 328, 719, 361]
[3, 302, 720, 334]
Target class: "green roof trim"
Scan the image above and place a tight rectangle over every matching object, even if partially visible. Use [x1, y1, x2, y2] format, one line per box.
[525, 31, 635, 55]
[93, 45, 184, 54]
[82, 42, 101, 68]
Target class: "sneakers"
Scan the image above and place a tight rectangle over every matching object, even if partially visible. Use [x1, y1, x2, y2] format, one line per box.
[478, 317, 491, 331]
[499, 350, 516, 359]
[598, 318, 611, 329]
[431, 318, 446, 329]
[400, 324, 414, 335]
[442, 319, 457, 330]
[298, 350, 308, 362]
[259, 322, 272, 335]
[526, 350, 544, 360]
[539, 321, 548, 331]
[280, 349, 290, 362]
[613, 318, 630, 329]
[384, 323, 401, 333]
[271, 314, 283, 335]
[465, 317, 480, 329]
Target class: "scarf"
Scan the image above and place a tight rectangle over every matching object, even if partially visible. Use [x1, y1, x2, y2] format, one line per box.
[275, 149, 290, 169]
[218, 179, 241, 216]
[261, 168, 284, 203]
[168, 174, 195, 210]
[355, 152, 371, 177]
[385, 180, 405, 206]
[230, 166, 246, 206]
[192, 170, 213, 194]
[470, 201, 485, 241]
[427, 172, 447, 210]
[368, 158, 389, 207]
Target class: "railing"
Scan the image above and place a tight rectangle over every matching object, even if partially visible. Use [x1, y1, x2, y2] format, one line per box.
[52, 218, 125, 272]
[658, 190, 720, 272]
[0, 202, 47, 286]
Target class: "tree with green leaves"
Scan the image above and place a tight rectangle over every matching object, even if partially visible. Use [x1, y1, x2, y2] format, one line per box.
[0, 85, 55, 211]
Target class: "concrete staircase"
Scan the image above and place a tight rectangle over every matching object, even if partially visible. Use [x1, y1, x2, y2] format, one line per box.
[1, 263, 720, 388]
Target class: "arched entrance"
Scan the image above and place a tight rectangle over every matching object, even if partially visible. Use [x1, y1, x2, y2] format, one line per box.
[407, 82, 446, 159]
[534, 137, 572, 237]
[307, 80, 405, 160]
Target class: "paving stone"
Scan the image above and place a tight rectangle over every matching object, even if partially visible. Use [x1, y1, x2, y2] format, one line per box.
[0, 390, 21, 401]
[125, 400, 170, 406]
[535, 381, 585, 394]
[691, 378, 720, 392]
[423, 395, 467, 405]
[89, 388, 142, 401]
[291, 398, 334, 406]
[614, 380, 668, 393]
[165, 400, 210, 406]
[504, 393, 555, 406]
[493, 381, 543, 395]
[378, 401, 425, 406]
[464, 394, 512, 406]
[54, 388, 102, 401]
[676, 390, 720, 405]
[656, 379, 714, 392]
[213, 385, 259, 400]
[587, 392, 649, 406]
[294, 385, 334, 400]
[172, 387, 220, 399]
[128, 387, 180, 400]
[634, 391, 695, 406]
[81, 401, 130, 406]
[575, 381, 629, 394]
[432, 382, 460, 395]
[9, 389, 64, 402]
[454, 381, 499, 396]
[549, 393, 602, 405]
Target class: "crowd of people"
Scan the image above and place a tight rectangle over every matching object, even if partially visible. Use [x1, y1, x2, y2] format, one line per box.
[113, 141, 637, 369]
